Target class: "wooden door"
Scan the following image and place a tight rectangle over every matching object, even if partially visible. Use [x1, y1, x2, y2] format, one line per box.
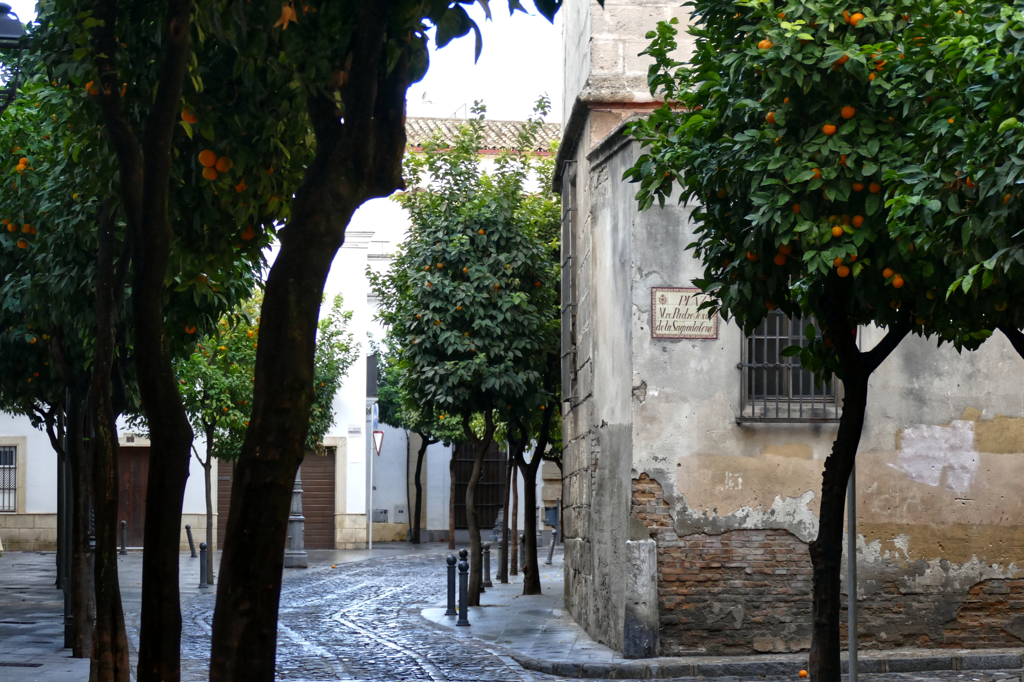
[117, 447, 149, 547]
[454, 441, 505, 530]
[218, 451, 335, 550]
[217, 460, 233, 550]
[301, 449, 335, 549]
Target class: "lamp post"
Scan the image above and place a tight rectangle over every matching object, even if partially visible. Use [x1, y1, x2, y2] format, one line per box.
[0, 3, 25, 116]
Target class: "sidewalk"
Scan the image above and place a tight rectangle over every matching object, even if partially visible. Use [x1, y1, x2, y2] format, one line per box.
[422, 550, 1024, 680]
[0, 542, 446, 681]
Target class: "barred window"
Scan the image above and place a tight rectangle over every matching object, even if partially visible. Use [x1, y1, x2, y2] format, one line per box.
[739, 311, 842, 422]
[0, 445, 15, 512]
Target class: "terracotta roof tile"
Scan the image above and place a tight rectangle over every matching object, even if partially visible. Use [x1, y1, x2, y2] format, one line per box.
[405, 117, 560, 152]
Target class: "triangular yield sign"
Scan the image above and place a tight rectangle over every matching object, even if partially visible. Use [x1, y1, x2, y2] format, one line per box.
[373, 430, 384, 456]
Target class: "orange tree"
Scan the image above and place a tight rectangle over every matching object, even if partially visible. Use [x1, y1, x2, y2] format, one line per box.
[371, 103, 560, 604]
[617, 3, 994, 678]
[31, 0, 593, 678]
[881, 1, 1024, 358]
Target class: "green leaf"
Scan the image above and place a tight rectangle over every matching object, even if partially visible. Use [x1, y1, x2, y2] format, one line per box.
[998, 117, 1020, 133]
[865, 193, 880, 216]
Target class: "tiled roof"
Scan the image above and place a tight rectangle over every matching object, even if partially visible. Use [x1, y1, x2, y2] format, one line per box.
[405, 117, 561, 153]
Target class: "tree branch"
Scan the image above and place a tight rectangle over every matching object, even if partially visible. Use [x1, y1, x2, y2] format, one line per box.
[863, 314, 913, 374]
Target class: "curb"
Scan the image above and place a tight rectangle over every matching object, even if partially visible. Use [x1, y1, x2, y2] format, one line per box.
[507, 651, 1024, 679]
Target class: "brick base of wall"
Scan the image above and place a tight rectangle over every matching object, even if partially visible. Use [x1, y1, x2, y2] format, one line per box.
[632, 473, 1024, 655]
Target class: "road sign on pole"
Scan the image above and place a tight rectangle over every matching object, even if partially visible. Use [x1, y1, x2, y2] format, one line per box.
[371, 402, 379, 432]
[373, 430, 384, 456]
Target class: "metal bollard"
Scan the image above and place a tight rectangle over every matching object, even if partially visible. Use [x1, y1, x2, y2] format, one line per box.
[545, 529, 558, 565]
[198, 543, 209, 589]
[483, 542, 493, 588]
[519, 534, 526, 571]
[457, 549, 470, 626]
[186, 524, 197, 558]
[119, 520, 128, 556]
[445, 554, 457, 616]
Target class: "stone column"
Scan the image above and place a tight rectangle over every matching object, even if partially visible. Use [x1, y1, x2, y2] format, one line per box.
[623, 538, 658, 658]
[284, 466, 308, 568]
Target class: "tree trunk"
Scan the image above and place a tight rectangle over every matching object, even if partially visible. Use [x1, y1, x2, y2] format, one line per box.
[66, 384, 95, 658]
[205, 428, 215, 586]
[89, 214, 131, 682]
[411, 435, 429, 545]
[520, 454, 543, 596]
[463, 413, 495, 607]
[499, 458, 512, 583]
[56, 445, 65, 589]
[807, 371, 867, 682]
[808, 291, 911, 682]
[448, 453, 456, 550]
[510, 467, 519, 576]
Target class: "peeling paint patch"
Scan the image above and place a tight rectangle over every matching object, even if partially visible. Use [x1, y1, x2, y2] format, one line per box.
[632, 380, 648, 403]
[891, 420, 978, 494]
[675, 490, 819, 543]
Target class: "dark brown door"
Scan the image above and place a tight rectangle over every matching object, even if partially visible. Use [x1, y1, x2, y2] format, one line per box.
[117, 447, 149, 547]
[217, 460, 233, 550]
[218, 451, 335, 550]
[301, 449, 335, 549]
[454, 441, 505, 530]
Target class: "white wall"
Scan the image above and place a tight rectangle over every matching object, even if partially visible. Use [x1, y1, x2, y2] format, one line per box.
[0, 413, 56, 513]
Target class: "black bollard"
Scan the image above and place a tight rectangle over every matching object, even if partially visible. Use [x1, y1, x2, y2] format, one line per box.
[445, 554, 457, 616]
[186, 524, 197, 558]
[457, 548, 470, 626]
[483, 542, 493, 588]
[198, 543, 209, 589]
[545, 529, 557, 565]
[119, 520, 128, 556]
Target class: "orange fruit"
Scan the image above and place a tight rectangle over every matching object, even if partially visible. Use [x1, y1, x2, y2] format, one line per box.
[823, 124, 837, 136]
[774, 253, 787, 265]
[800, 670, 809, 677]
[852, 215, 864, 228]
[18, 157, 27, 165]
[717, 188, 727, 198]
[747, 251, 759, 262]
[766, 111, 776, 125]
[784, 97, 790, 104]
[5, 223, 13, 232]
[792, 203, 800, 214]
[965, 177, 975, 189]
[849, 254, 857, 262]
[463, 267, 469, 273]
[21, 223, 30, 233]
[831, 225, 844, 237]
[843, 10, 852, 23]
[833, 54, 849, 67]
[1004, 193, 1012, 204]
[837, 265, 850, 277]
[839, 154, 847, 167]
[437, 263, 444, 269]
[478, 229, 485, 235]
[849, 12, 864, 25]
[235, 178, 247, 193]
[875, 60, 886, 71]
[948, 117, 955, 124]
[766, 302, 777, 310]
[778, 11, 785, 18]
[535, 281, 542, 286]
[181, 108, 198, 124]
[241, 225, 255, 241]
[892, 274, 905, 288]
[202, 167, 218, 180]
[841, 106, 856, 120]
[758, 39, 773, 50]
[852, 182, 864, 192]
[16, 238, 27, 248]
[198, 150, 217, 167]
[868, 73, 876, 81]
[215, 156, 233, 173]
[812, 168, 822, 179]
[85, 81, 99, 95]
[779, 244, 792, 255]
[883, 268, 894, 279]
[833, 257, 844, 267]
[424, 266, 431, 271]
[868, 182, 882, 194]
[840, 215, 851, 225]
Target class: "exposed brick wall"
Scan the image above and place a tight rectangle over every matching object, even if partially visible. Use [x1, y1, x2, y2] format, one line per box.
[632, 473, 1024, 655]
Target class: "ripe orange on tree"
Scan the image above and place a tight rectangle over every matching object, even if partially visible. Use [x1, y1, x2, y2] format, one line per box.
[181, 107, 198, 124]
[883, 267, 894, 279]
[833, 257, 844, 267]
[241, 225, 255, 241]
[852, 215, 864, 228]
[215, 156, 233, 173]
[849, 12, 864, 26]
[792, 203, 800, 214]
[868, 182, 882, 193]
[757, 38, 772, 50]
[833, 54, 849, 67]
[779, 243, 792, 255]
[892, 274, 905, 288]
[831, 225, 844, 237]
[766, 111, 776, 125]
[198, 149, 218, 167]
[812, 168, 821, 179]
[16, 238, 27, 248]
[852, 182, 865, 192]
[774, 253, 787, 265]
[841, 106, 856, 120]
[823, 124, 837, 136]
[837, 265, 850, 277]
[477, 229, 485, 235]
[747, 251, 759, 262]
[202, 167, 218, 181]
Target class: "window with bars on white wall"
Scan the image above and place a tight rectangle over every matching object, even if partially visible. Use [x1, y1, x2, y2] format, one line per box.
[739, 311, 842, 422]
[0, 445, 15, 512]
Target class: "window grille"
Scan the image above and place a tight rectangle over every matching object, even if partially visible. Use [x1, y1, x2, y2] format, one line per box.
[738, 311, 842, 422]
[0, 445, 15, 512]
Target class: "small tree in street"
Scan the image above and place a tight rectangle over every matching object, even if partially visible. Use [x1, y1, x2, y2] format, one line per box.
[372, 102, 559, 604]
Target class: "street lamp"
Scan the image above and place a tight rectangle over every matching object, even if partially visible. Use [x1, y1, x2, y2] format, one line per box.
[0, 3, 25, 115]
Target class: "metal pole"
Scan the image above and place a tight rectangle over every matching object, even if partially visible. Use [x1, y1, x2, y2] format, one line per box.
[119, 520, 127, 556]
[186, 524, 197, 558]
[368, 438, 374, 551]
[545, 529, 557, 565]
[848, 466, 858, 682]
[519, 533, 526, 571]
[457, 549, 470, 626]
[482, 542, 492, 588]
[445, 554, 457, 616]
[198, 543, 209, 589]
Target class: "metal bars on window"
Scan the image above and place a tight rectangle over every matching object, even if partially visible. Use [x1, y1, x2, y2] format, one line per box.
[738, 311, 842, 422]
[0, 445, 15, 512]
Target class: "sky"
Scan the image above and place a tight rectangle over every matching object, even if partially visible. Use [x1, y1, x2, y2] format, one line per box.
[8, 1, 564, 124]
